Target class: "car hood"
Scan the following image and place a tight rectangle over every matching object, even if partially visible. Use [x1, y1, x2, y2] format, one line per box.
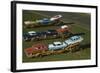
[48, 44, 54, 48]
[65, 40, 72, 45]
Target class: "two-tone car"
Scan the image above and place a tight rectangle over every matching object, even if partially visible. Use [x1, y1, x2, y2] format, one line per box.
[48, 35, 83, 51]
[23, 31, 38, 41]
[36, 18, 51, 25]
[64, 35, 84, 45]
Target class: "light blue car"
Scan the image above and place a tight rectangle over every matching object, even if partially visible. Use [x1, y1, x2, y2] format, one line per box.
[64, 36, 83, 45]
[36, 18, 51, 25]
[48, 35, 83, 51]
[48, 41, 67, 51]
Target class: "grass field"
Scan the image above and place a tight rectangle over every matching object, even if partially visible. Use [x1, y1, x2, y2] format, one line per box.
[22, 10, 91, 63]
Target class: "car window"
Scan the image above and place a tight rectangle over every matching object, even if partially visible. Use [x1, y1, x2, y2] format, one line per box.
[70, 38, 74, 41]
[53, 43, 60, 46]
[53, 43, 56, 46]
[64, 41, 67, 44]
[75, 37, 79, 40]
[70, 36, 79, 41]
[57, 44, 61, 45]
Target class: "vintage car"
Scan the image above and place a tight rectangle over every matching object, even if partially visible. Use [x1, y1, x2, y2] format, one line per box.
[23, 30, 59, 41]
[36, 18, 51, 25]
[28, 31, 37, 36]
[23, 31, 38, 41]
[50, 15, 62, 21]
[56, 25, 71, 33]
[48, 35, 83, 51]
[24, 15, 63, 28]
[48, 41, 67, 51]
[64, 35, 84, 45]
[24, 35, 84, 57]
[45, 30, 59, 37]
[23, 33, 32, 41]
[24, 43, 48, 57]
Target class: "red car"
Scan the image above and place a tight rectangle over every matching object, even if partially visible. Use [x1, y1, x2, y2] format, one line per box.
[56, 28, 69, 33]
[24, 43, 48, 57]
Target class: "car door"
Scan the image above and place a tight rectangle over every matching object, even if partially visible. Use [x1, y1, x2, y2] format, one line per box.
[56, 43, 63, 49]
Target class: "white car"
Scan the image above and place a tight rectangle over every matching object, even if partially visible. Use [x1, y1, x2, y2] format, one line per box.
[28, 31, 37, 36]
[50, 15, 62, 21]
[48, 35, 83, 51]
[24, 21, 36, 25]
[48, 41, 67, 51]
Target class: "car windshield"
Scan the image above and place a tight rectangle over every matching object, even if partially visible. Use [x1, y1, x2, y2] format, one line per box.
[64, 41, 67, 44]
[57, 44, 61, 45]
[53, 43, 56, 46]
[70, 36, 79, 41]
[70, 38, 74, 41]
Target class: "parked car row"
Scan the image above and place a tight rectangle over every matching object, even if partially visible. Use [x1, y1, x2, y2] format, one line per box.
[23, 30, 57, 41]
[24, 15, 74, 28]
[24, 15, 62, 28]
[23, 27, 72, 41]
[24, 35, 84, 57]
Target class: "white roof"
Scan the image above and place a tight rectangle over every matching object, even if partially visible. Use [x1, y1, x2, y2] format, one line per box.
[50, 15, 62, 21]
[28, 31, 36, 34]
[53, 42, 62, 45]
[57, 15, 62, 18]
[61, 25, 68, 29]
[24, 21, 35, 25]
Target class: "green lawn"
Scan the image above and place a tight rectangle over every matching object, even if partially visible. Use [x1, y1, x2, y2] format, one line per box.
[22, 10, 91, 63]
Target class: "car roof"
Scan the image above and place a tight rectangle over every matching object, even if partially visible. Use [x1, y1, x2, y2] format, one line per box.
[53, 42, 62, 44]
[61, 25, 68, 29]
[65, 36, 81, 43]
[70, 36, 80, 40]
[28, 31, 36, 34]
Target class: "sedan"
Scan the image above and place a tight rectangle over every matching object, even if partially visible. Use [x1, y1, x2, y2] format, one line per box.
[48, 41, 67, 51]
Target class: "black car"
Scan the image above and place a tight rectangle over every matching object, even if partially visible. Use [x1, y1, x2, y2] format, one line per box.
[23, 32, 39, 41]
[45, 30, 59, 38]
